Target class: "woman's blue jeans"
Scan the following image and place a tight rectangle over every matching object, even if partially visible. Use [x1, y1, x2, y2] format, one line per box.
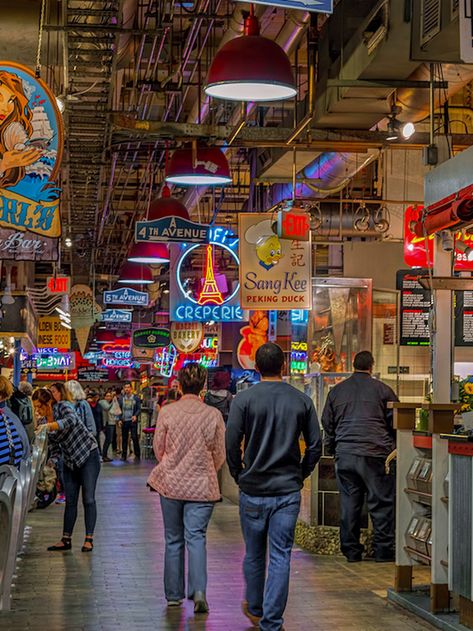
[159, 496, 214, 601]
[63, 448, 100, 536]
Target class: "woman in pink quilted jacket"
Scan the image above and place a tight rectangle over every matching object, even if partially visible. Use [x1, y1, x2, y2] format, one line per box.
[147, 363, 226, 614]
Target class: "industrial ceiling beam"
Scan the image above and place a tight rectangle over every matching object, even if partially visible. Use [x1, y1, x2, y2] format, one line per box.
[111, 116, 473, 150]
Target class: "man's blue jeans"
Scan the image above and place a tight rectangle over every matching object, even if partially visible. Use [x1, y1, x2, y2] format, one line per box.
[160, 496, 214, 601]
[240, 490, 301, 631]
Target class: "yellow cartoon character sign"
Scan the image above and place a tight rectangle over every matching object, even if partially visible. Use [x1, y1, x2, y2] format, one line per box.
[244, 218, 283, 271]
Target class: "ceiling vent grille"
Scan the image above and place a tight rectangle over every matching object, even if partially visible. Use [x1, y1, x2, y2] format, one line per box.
[451, 0, 460, 19]
[421, 0, 442, 45]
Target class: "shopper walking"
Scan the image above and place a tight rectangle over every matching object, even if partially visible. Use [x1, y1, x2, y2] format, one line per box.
[32, 388, 100, 552]
[147, 363, 225, 614]
[65, 380, 97, 436]
[87, 390, 104, 448]
[118, 382, 141, 462]
[321, 350, 399, 563]
[204, 371, 233, 424]
[100, 390, 115, 462]
[226, 342, 321, 631]
[9, 381, 35, 444]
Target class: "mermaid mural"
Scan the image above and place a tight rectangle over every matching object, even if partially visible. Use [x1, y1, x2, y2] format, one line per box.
[0, 62, 63, 242]
[0, 70, 42, 188]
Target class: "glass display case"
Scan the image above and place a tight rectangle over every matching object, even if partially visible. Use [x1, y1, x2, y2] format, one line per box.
[288, 373, 351, 526]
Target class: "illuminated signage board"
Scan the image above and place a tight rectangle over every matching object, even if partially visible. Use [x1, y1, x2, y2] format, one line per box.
[170, 227, 243, 322]
[291, 309, 309, 325]
[101, 348, 132, 368]
[290, 340, 308, 374]
[46, 276, 70, 295]
[277, 210, 310, 241]
[135, 216, 210, 243]
[36, 352, 75, 370]
[103, 287, 149, 307]
[101, 309, 133, 323]
[153, 344, 178, 377]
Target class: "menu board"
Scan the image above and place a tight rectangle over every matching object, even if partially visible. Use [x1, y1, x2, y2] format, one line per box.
[396, 270, 431, 346]
[454, 291, 473, 346]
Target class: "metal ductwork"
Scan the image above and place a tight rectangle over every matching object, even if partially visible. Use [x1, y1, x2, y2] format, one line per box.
[397, 63, 473, 123]
[271, 151, 378, 203]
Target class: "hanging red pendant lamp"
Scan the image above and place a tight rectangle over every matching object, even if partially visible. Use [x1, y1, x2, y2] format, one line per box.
[204, 5, 296, 102]
[118, 262, 153, 285]
[148, 185, 191, 220]
[165, 146, 232, 186]
[127, 242, 170, 264]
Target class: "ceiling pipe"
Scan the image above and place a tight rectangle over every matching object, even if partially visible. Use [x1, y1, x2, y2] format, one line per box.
[396, 63, 473, 123]
[271, 151, 378, 203]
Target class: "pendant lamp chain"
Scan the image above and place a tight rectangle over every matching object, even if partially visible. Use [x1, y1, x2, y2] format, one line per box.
[35, 0, 47, 78]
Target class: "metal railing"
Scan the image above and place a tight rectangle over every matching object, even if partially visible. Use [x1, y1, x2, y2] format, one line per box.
[0, 432, 48, 610]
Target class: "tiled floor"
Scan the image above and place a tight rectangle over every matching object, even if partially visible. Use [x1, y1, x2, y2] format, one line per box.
[0, 459, 434, 631]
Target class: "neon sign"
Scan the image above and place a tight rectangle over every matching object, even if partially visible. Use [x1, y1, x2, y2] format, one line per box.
[291, 309, 309, 325]
[170, 227, 243, 322]
[47, 276, 70, 295]
[290, 340, 308, 374]
[36, 352, 75, 370]
[197, 245, 224, 305]
[154, 344, 178, 378]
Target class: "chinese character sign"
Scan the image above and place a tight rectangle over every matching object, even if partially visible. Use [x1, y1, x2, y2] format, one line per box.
[238, 213, 312, 310]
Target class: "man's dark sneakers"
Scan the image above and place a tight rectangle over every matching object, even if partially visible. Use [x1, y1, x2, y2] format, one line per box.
[346, 556, 362, 563]
[242, 601, 261, 627]
[194, 591, 209, 614]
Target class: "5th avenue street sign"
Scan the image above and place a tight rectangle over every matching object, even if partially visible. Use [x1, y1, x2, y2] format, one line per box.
[103, 287, 149, 307]
[101, 309, 133, 323]
[135, 216, 210, 243]
[236, 0, 332, 11]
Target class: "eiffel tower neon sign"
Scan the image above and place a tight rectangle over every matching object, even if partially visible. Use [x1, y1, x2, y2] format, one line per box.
[197, 244, 224, 305]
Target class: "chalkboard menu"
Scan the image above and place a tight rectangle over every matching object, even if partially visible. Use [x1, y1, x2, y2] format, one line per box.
[396, 270, 431, 346]
[454, 291, 473, 346]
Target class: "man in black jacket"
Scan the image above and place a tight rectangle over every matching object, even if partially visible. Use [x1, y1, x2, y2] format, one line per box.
[322, 350, 398, 563]
[118, 383, 142, 462]
[226, 342, 321, 631]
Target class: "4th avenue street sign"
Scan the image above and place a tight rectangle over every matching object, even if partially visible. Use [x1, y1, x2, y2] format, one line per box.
[135, 216, 210, 243]
[235, 0, 332, 12]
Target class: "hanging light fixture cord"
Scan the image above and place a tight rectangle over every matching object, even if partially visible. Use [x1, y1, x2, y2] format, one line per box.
[35, 0, 47, 78]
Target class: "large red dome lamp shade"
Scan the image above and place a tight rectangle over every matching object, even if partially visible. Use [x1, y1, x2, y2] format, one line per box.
[204, 10, 296, 102]
[118, 262, 153, 285]
[165, 146, 232, 186]
[127, 242, 170, 264]
[148, 186, 190, 220]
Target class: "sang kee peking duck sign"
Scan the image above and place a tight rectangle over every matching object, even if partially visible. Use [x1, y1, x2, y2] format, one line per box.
[0, 62, 64, 260]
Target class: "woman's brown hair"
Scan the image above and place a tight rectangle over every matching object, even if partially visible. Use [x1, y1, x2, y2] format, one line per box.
[0, 70, 33, 187]
[51, 382, 72, 402]
[0, 375, 13, 401]
[178, 363, 207, 395]
[32, 388, 54, 406]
